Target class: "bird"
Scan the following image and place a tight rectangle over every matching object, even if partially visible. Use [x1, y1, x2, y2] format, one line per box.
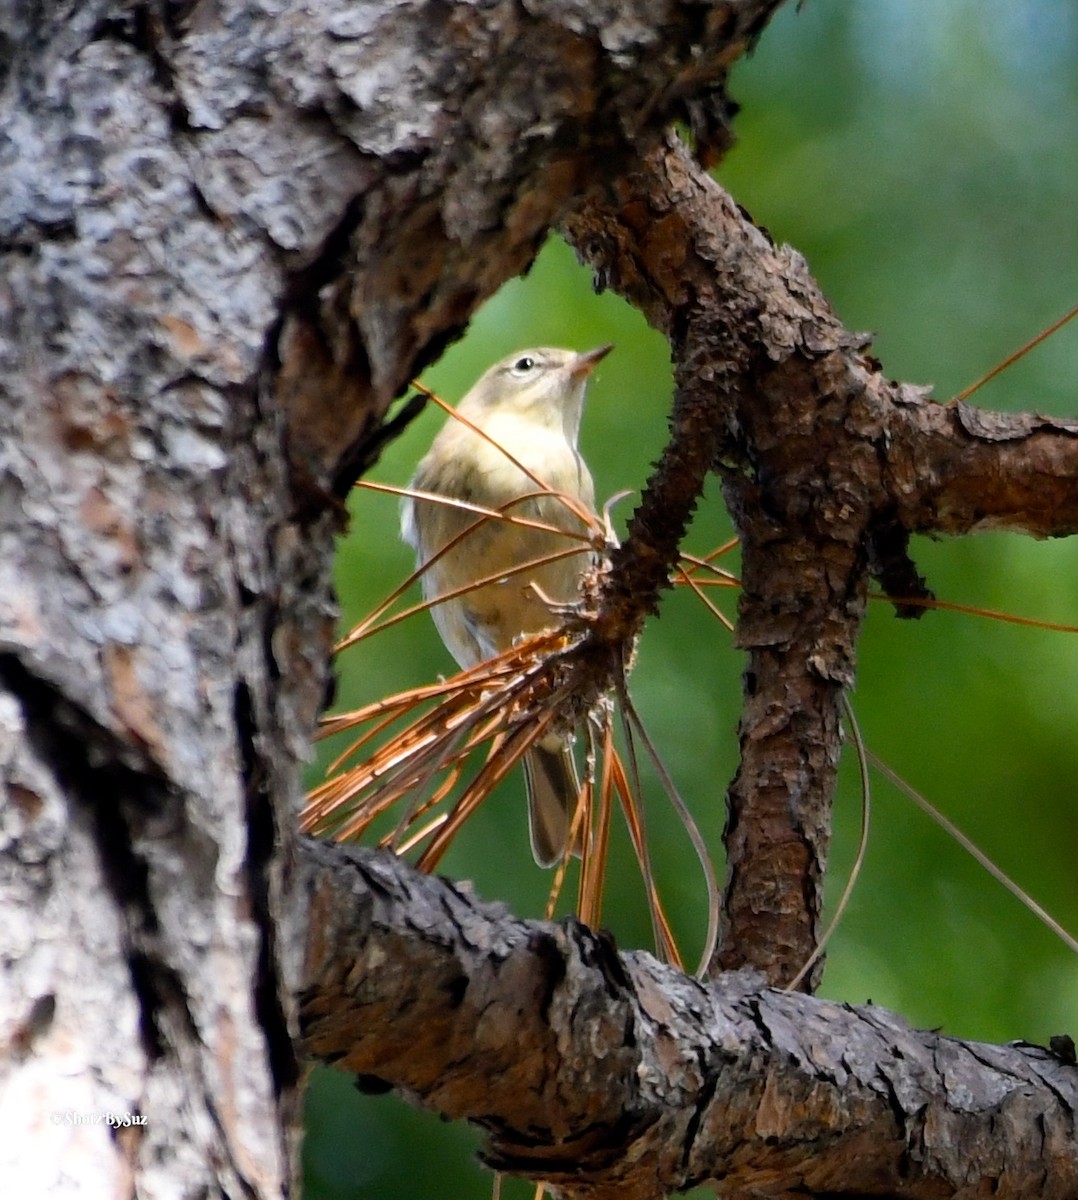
[400, 345, 611, 866]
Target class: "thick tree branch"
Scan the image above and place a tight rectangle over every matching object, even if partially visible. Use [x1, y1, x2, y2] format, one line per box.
[894, 402, 1078, 536]
[299, 840, 1078, 1200]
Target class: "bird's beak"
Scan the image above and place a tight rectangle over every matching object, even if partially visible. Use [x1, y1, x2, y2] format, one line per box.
[570, 343, 614, 379]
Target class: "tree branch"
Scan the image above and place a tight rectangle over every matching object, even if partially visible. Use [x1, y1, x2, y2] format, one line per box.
[299, 840, 1078, 1200]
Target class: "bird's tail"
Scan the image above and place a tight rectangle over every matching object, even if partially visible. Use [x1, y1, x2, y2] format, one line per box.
[523, 738, 581, 868]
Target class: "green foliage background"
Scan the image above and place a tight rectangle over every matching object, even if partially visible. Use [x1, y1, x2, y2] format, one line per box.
[305, 4, 1077, 1196]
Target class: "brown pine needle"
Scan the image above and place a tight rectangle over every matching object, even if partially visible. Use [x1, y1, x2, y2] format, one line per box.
[385, 720, 487, 851]
[869, 591, 1078, 634]
[577, 718, 616, 928]
[302, 637, 560, 839]
[342, 542, 595, 651]
[388, 759, 469, 846]
[949, 301, 1078, 405]
[359, 478, 601, 544]
[542, 764, 598, 924]
[613, 702, 684, 969]
[393, 811, 450, 856]
[337, 487, 569, 654]
[688, 537, 741, 568]
[316, 651, 535, 749]
[617, 682, 721, 979]
[417, 714, 555, 871]
[676, 571, 741, 588]
[675, 563, 736, 633]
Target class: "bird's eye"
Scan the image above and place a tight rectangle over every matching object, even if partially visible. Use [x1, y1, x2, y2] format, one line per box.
[510, 356, 536, 375]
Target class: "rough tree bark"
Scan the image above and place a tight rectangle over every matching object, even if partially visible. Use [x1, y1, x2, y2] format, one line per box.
[0, 2, 1074, 1199]
[301, 844, 1078, 1200]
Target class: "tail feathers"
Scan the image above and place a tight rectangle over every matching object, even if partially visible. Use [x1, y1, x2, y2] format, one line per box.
[523, 741, 581, 868]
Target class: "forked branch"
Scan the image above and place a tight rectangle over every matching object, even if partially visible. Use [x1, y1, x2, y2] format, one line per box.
[562, 133, 1078, 984]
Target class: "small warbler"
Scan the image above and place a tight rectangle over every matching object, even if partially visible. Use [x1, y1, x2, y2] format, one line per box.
[401, 345, 611, 866]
